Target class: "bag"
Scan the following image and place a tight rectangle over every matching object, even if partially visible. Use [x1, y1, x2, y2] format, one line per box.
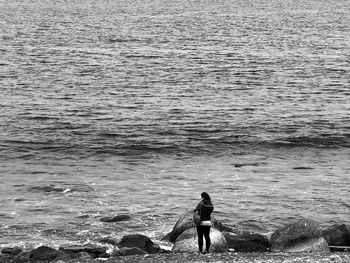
[193, 212, 200, 226]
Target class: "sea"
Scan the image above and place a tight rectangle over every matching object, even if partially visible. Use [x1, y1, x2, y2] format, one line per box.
[0, 0, 349, 251]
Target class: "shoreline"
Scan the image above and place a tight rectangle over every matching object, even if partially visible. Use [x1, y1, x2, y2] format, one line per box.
[1, 215, 349, 262]
[31, 252, 350, 263]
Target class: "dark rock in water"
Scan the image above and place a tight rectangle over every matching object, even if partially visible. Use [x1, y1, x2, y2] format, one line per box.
[31, 246, 59, 261]
[100, 214, 131, 222]
[165, 211, 226, 243]
[112, 247, 147, 256]
[234, 163, 261, 168]
[59, 245, 107, 258]
[118, 234, 160, 254]
[270, 219, 330, 253]
[172, 227, 228, 253]
[76, 214, 90, 219]
[322, 224, 350, 246]
[29, 184, 65, 193]
[293, 167, 314, 170]
[1, 247, 23, 256]
[223, 231, 269, 252]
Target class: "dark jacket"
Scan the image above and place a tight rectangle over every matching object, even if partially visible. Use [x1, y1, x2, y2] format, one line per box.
[194, 200, 214, 221]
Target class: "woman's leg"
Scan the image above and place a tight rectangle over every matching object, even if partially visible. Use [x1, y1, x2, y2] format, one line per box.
[196, 225, 204, 252]
[203, 226, 211, 252]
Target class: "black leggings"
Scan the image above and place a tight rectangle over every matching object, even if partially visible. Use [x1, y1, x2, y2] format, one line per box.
[196, 225, 211, 252]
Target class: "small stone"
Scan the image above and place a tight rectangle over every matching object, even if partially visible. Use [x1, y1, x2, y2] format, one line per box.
[330, 255, 341, 261]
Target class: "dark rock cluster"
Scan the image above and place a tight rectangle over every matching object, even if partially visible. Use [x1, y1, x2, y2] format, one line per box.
[0, 234, 169, 263]
[1, 212, 349, 262]
[163, 211, 350, 254]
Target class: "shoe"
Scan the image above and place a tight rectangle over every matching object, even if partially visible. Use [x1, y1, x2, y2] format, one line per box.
[202, 251, 209, 254]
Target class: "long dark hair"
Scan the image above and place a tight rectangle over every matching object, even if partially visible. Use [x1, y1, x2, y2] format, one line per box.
[201, 192, 211, 201]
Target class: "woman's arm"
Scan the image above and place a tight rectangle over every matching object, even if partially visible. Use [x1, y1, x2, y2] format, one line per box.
[193, 202, 201, 213]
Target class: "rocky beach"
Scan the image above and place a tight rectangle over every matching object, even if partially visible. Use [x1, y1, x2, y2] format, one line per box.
[1, 0, 349, 262]
[1, 212, 349, 263]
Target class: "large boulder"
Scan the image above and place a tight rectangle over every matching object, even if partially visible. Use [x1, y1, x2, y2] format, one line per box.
[118, 234, 160, 254]
[166, 211, 227, 243]
[224, 231, 269, 252]
[270, 219, 330, 253]
[322, 224, 350, 246]
[172, 227, 228, 253]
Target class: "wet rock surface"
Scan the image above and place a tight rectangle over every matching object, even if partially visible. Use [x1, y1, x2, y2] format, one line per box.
[118, 234, 161, 254]
[224, 231, 269, 252]
[323, 224, 350, 246]
[270, 219, 330, 253]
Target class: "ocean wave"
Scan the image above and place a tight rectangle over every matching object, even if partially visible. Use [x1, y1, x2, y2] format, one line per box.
[1, 132, 349, 160]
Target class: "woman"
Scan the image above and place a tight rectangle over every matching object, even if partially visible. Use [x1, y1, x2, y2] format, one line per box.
[194, 192, 214, 253]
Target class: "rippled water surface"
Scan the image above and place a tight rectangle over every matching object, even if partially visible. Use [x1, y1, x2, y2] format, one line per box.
[0, 0, 349, 249]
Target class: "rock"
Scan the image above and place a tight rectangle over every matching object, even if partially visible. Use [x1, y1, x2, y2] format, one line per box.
[166, 211, 226, 243]
[323, 224, 350, 246]
[223, 231, 269, 252]
[118, 234, 160, 254]
[31, 246, 59, 261]
[100, 214, 131, 222]
[172, 227, 228, 253]
[112, 247, 147, 256]
[59, 245, 107, 258]
[175, 227, 198, 242]
[1, 247, 23, 256]
[270, 219, 330, 253]
[0, 254, 13, 262]
[15, 251, 32, 262]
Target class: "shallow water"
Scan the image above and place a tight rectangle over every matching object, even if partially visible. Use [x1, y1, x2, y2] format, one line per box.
[0, 0, 349, 249]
